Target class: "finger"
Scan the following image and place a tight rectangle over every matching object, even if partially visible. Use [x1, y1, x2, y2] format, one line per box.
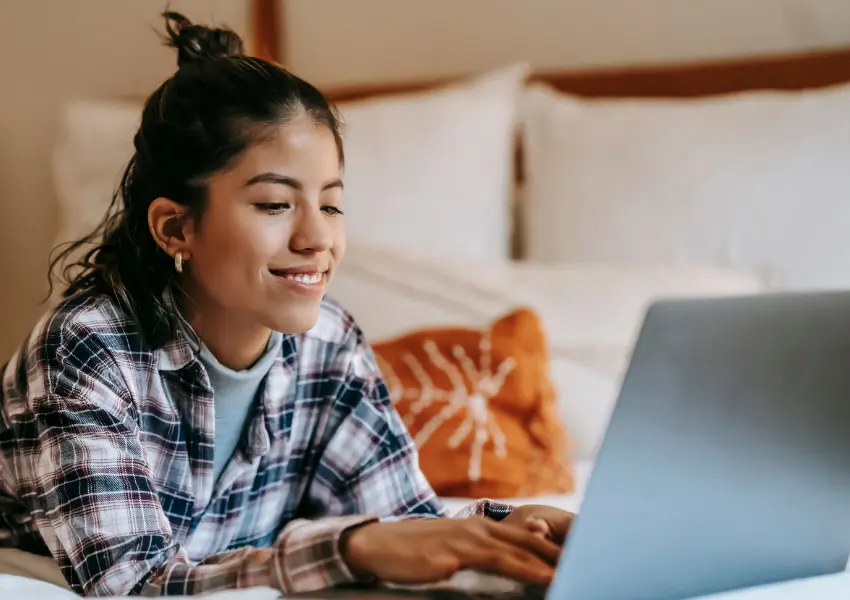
[525, 517, 552, 538]
[489, 521, 562, 565]
[461, 538, 555, 585]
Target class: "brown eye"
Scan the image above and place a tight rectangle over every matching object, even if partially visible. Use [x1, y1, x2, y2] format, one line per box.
[322, 205, 344, 215]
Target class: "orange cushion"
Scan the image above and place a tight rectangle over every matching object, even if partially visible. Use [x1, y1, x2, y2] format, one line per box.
[372, 308, 574, 498]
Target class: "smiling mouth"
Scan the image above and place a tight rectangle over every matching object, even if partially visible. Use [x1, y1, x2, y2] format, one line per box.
[269, 270, 328, 285]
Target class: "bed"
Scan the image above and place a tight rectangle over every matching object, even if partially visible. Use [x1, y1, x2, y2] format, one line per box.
[9, 2, 850, 596]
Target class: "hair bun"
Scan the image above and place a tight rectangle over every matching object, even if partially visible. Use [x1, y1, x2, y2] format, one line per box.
[163, 11, 244, 68]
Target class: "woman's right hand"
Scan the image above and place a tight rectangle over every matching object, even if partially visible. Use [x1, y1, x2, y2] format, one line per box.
[339, 517, 561, 586]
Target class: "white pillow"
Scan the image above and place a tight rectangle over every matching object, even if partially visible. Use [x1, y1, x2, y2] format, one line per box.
[521, 82, 850, 290]
[337, 63, 529, 261]
[329, 244, 765, 459]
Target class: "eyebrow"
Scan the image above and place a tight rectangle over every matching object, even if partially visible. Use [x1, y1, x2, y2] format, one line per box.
[244, 172, 344, 191]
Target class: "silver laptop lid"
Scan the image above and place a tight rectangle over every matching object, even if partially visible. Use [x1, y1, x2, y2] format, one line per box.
[550, 291, 850, 600]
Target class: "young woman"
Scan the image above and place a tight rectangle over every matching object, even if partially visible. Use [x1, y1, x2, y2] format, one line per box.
[0, 13, 572, 597]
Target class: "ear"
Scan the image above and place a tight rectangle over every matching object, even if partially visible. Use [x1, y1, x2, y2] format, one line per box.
[148, 197, 195, 261]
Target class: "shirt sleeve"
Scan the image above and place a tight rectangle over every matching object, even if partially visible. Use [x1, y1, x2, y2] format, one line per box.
[22, 323, 375, 597]
[301, 323, 514, 524]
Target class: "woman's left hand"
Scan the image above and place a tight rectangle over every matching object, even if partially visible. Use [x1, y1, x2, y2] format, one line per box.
[501, 505, 575, 545]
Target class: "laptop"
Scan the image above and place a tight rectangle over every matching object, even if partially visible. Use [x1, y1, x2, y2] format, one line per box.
[548, 290, 850, 599]
[297, 291, 850, 600]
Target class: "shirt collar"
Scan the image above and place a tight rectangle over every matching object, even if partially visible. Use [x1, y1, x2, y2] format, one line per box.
[152, 288, 199, 372]
[154, 325, 198, 372]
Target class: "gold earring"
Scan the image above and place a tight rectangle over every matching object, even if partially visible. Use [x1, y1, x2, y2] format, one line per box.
[174, 251, 184, 274]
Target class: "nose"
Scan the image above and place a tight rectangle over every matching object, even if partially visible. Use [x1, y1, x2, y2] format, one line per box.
[289, 205, 333, 254]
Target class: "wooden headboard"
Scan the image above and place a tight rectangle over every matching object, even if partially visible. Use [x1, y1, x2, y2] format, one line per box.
[251, 0, 850, 101]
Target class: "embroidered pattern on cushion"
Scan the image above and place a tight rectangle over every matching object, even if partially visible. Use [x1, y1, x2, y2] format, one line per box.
[372, 308, 574, 498]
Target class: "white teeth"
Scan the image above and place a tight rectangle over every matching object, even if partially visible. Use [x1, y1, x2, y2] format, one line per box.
[286, 272, 323, 284]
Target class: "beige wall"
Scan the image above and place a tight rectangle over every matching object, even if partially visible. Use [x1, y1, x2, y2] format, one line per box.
[283, 0, 850, 86]
[0, 0, 248, 358]
[1, 0, 850, 358]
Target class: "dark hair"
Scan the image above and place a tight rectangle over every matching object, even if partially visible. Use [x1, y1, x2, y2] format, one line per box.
[49, 11, 344, 348]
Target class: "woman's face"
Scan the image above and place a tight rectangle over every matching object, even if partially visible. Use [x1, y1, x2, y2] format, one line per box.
[162, 115, 346, 335]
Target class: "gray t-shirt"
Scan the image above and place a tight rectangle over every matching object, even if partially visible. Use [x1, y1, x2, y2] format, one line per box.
[183, 323, 282, 482]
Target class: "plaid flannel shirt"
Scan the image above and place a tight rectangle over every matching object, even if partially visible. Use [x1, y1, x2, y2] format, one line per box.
[0, 292, 511, 596]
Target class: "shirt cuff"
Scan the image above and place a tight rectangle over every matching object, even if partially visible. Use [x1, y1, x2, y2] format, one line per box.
[271, 515, 379, 594]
